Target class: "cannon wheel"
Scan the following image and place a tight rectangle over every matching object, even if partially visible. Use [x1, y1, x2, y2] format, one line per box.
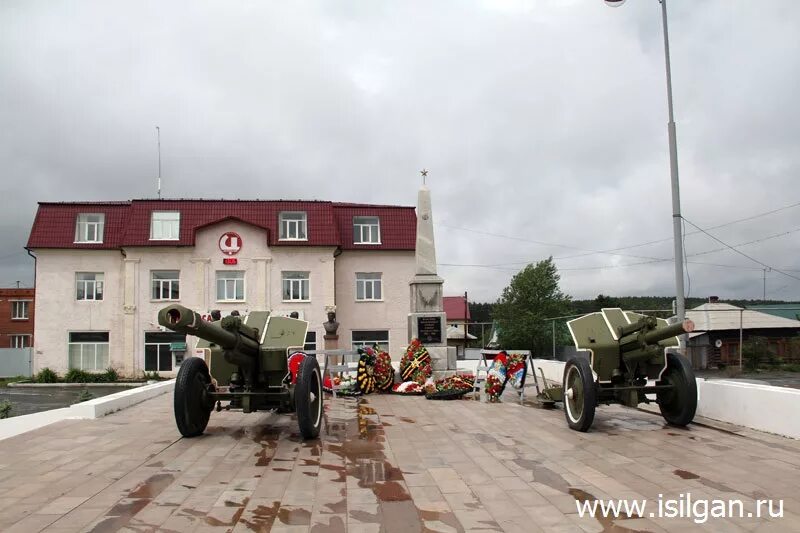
[295, 355, 323, 439]
[563, 357, 597, 432]
[657, 352, 697, 426]
[174, 357, 215, 438]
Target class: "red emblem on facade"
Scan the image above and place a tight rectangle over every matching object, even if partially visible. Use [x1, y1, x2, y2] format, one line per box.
[219, 232, 242, 255]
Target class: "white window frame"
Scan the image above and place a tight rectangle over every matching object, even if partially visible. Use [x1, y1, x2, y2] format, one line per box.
[74, 213, 105, 243]
[10, 334, 31, 348]
[150, 211, 180, 241]
[356, 272, 383, 301]
[216, 271, 245, 302]
[353, 216, 381, 244]
[279, 212, 308, 241]
[352, 330, 389, 351]
[68, 332, 110, 371]
[11, 300, 30, 320]
[151, 270, 180, 301]
[76, 272, 104, 301]
[282, 271, 310, 302]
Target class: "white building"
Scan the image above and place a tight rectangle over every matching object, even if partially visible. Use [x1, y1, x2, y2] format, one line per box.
[26, 199, 417, 377]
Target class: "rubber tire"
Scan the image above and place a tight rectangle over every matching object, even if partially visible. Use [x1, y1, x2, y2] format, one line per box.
[174, 357, 214, 438]
[295, 355, 323, 439]
[563, 357, 597, 432]
[657, 352, 697, 426]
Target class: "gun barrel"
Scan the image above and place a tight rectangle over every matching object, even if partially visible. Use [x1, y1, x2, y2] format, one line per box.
[642, 319, 694, 345]
[157, 304, 259, 356]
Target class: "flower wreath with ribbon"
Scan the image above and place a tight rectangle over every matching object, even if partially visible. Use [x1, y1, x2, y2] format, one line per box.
[356, 346, 377, 394]
[399, 338, 432, 385]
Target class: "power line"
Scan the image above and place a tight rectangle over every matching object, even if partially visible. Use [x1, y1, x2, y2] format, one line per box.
[438, 197, 800, 262]
[556, 198, 800, 258]
[682, 217, 800, 283]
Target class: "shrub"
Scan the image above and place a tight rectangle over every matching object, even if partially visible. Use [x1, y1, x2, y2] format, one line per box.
[75, 388, 95, 403]
[0, 400, 11, 419]
[782, 363, 800, 373]
[35, 367, 58, 383]
[64, 369, 93, 383]
[143, 371, 162, 381]
[103, 367, 119, 383]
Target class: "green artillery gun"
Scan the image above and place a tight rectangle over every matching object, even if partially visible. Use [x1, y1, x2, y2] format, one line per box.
[157, 304, 322, 439]
[561, 308, 697, 432]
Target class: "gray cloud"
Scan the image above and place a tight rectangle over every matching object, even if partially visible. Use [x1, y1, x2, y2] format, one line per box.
[2, 0, 799, 304]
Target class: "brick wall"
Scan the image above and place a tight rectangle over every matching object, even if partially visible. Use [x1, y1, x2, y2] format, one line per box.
[0, 288, 35, 348]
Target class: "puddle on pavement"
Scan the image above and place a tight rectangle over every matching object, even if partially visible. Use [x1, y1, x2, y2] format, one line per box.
[237, 501, 280, 531]
[204, 497, 249, 527]
[278, 507, 312, 525]
[87, 473, 175, 532]
[673, 469, 737, 493]
[673, 469, 700, 480]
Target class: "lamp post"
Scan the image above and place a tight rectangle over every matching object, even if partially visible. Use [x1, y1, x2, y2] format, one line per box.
[606, 0, 687, 330]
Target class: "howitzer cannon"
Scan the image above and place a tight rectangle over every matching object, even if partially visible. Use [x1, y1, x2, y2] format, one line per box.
[158, 304, 322, 439]
[560, 308, 697, 432]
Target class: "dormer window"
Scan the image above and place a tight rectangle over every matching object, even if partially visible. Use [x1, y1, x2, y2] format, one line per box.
[150, 211, 180, 240]
[75, 213, 104, 243]
[279, 212, 307, 241]
[353, 216, 380, 244]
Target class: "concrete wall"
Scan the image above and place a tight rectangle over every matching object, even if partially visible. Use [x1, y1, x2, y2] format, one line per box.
[0, 348, 33, 377]
[334, 250, 416, 357]
[531, 358, 800, 439]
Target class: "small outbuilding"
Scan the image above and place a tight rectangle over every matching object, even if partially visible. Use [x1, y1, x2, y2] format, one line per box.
[686, 299, 800, 369]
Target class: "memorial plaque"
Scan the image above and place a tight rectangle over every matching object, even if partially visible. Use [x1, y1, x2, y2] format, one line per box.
[417, 316, 442, 344]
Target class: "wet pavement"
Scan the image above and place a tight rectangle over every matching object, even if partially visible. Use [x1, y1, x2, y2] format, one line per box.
[0, 389, 798, 532]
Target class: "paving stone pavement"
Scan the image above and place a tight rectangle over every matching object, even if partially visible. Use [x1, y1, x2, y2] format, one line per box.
[0, 390, 798, 532]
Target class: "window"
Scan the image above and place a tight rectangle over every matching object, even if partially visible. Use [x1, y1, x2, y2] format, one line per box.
[11, 301, 29, 320]
[356, 272, 382, 301]
[353, 216, 381, 244]
[352, 330, 389, 351]
[304, 331, 316, 352]
[68, 332, 109, 371]
[74, 213, 105, 243]
[279, 212, 307, 240]
[144, 332, 185, 372]
[150, 211, 180, 240]
[282, 271, 309, 301]
[216, 271, 245, 301]
[76, 273, 104, 301]
[10, 335, 30, 348]
[152, 270, 180, 300]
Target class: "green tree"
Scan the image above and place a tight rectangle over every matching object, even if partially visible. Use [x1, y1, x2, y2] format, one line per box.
[494, 258, 572, 355]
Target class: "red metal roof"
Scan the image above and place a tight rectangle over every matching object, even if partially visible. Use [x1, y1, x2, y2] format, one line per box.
[27, 199, 416, 251]
[444, 296, 471, 321]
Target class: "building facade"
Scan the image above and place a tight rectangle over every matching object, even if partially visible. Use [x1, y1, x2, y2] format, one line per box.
[26, 200, 416, 377]
[0, 288, 35, 349]
[686, 300, 800, 369]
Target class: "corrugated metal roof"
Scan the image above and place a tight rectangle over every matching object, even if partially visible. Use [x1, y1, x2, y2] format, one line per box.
[27, 199, 416, 251]
[443, 296, 471, 320]
[687, 303, 800, 331]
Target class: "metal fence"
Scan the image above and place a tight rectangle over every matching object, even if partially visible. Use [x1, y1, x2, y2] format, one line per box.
[0, 348, 33, 378]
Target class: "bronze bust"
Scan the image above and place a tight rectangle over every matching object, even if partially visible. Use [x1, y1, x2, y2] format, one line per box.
[323, 311, 339, 336]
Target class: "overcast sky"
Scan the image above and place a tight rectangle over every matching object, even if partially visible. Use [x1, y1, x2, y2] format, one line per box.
[2, 0, 799, 304]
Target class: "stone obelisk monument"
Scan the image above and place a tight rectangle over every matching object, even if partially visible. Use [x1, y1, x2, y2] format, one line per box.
[408, 170, 457, 378]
